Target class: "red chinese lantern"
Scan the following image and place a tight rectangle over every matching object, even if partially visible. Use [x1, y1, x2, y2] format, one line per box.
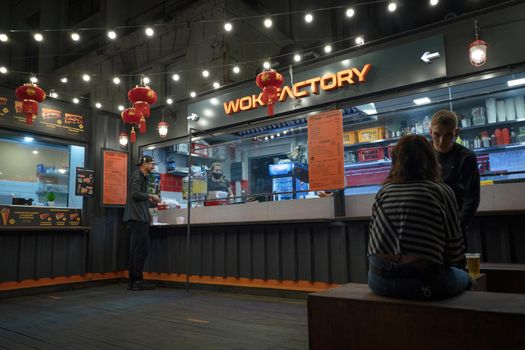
[15, 83, 46, 125]
[127, 86, 158, 134]
[256, 69, 284, 116]
[121, 107, 144, 143]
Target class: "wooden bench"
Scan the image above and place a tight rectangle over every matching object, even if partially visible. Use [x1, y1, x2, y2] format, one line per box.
[308, 283, 525, 350]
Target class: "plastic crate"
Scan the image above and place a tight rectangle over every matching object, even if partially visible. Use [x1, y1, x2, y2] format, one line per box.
[343, 131, 357, 145]
[191, 142, 209, 157]
[357, 127, 386, 143]
[357, 147, 385, 162]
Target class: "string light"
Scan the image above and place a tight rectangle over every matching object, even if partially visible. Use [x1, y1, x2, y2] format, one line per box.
[50, 91, 58, 98]
[95, 102, 102, 108]
[30, 76, 38, 83]
[60, 77, 68, 83]
[233, 66, 240, 74]
[145, 27, 154, 37]
[172, 73, 180, 81]
[355, 36, 364, 45]
[113, 77, 120, 84]
[263, 61, 271, 69]
[346, 8, 355, 18]
[82, 74, 90, 82]
[190, 91, 197, 98]
[324, 45, 332, 53]
[264, 18, 273, 28]
[224, 22, 233, 32]
[213, 81, 220, 89]
[71, 32, 80, 41]
[73, 97, 79, 104]
[388, 2, 397, 12]
[202, 70, 210, 78]
[166, 98, 173, 104]
[34, 33, 43, 42]
[430, 0, 439, 6]
[294, 54, 301, 62]
[0, 33, 7, 42]
[118, 105, 124, 111]
[0, 67, 7, 74]
[143, 76, 150, 84]
[304, 13, 313, 23]
[107, 30, 117, 40]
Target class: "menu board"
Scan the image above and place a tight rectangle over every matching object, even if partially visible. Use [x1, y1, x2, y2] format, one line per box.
[307, 110, 345, 191]
[0, 87, 89, 142]
[0, 205, 82, 227]
[102, 149, 128, 206]
[75, 168, 94, 197]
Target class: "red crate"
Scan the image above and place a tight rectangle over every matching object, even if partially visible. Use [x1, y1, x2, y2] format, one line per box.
[345, 166, 390, 186]
[357, 147, 385, 162]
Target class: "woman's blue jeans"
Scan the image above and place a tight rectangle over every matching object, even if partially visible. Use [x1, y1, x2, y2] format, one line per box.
[367, 255, 471, 300]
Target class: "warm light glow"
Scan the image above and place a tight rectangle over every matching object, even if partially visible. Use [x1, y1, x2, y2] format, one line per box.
[355, 36, 364, 45]
[34, 33, 43, 42]
[346, 8, 355, 18]
[202, 70, 210, 78]
[0, 33, 8, 42]
[73, 98, 79, 104]
[118, 105, 125, 111]
[60, 77, 68, 83]
[430, 0, 439, 6]
[145, 27, 154, 37]
[294, 54, 301, 62]
[143, 76, 151, 84]
[190, 91, 197, 98]
[30, 77, 38, 83]
[0, 67, 7, 74]
[166, 98, 173, 104]
[213, 81, 220, 89]
[158, 122, 168, 138]
[469, 40, 488, 67]
[263, 61, 271, 69]
[71, 32, 80, 41]
[113, 77, 120, 84]
[304, 13, 313, 23]
[388, 2, 397, 12]
[119, 132, 128, 147]
[224, 22, 233, 32]
[95, 102, 102, 108]
[324, 45, 332, 53]
[58, 168, 67, 174]
[264, 18, 273, 28]
[107, 30, 117, 40]
[82, 74, 90, 82]
[50, 92, 58, 98]
[172, 73, 180, 81]
[233, 66, 240, 74]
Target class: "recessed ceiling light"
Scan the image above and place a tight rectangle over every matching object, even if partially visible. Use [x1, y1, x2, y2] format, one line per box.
[304, 13, 313, 23]
[145, 27, 154, 37]
[71, 32, 80, 41]
[507, 78, 525, 87]
[413, 97, 431, 105]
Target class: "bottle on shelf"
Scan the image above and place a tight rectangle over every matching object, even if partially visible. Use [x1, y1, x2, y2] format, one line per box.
[510, 127, 517, 144]
[495, 129, 503, 146]
[502, 128, 511, 145]
[490, 133, 496, 146]
[474, 136, 481, 149]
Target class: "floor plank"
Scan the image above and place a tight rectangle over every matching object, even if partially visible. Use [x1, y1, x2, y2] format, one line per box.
[0, 285, 308, 350]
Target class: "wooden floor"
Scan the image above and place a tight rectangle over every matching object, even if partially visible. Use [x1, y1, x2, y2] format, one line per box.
[0, 284, 308, 350]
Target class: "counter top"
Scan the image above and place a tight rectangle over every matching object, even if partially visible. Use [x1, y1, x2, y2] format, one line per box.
[0, 226, 90, 232]
[151, 218, 338, 228]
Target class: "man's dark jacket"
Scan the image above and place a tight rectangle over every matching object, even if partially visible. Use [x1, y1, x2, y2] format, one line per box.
[123, 169, 151, 223]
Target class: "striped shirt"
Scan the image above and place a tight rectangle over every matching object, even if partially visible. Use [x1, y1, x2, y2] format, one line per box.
[368, 180, 465, 265]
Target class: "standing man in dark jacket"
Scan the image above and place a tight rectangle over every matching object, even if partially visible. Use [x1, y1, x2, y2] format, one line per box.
[123, 155, 160, 290]
[430, 110, 480, 248]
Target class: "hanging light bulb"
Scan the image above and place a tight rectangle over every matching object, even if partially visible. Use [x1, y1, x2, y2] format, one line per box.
[60, 77, 68, 83]
[233, 66, 240, 74]
[158, 121, 168, 138]
[145, 27, 154, 37]
[113, 77, 121, 84]
[469, 19, 488, 68]
[143, 76, 150, 85]
[34, 33, 43, 42]
[107, 30, 117, 40]
[71, 32, 80, 41]
[119, 132, 129, 147]
[224, 22, 233, 32]
[0, 33, 8, 42]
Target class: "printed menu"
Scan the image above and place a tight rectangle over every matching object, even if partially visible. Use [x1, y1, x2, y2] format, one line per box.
[0, 205, 81, 227]
[75, 168, 94, 196]
[102, 150, 128, 206]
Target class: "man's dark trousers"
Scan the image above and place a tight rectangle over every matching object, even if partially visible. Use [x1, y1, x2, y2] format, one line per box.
[128, 221, 150, 283]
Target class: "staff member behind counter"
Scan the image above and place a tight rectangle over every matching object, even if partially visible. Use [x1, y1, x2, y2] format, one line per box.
[207, 162, 234, 202]
[430, 110, 480, 247]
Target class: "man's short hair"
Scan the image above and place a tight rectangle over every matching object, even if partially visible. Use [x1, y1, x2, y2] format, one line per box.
[431, 110, 458, 129]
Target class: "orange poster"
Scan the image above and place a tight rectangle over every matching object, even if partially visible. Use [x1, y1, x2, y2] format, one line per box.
[102, 150, 128, 206]
[307, 110, 345, 191]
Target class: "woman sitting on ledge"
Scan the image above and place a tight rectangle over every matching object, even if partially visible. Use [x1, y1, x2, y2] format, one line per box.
[368, 135, 470, 300]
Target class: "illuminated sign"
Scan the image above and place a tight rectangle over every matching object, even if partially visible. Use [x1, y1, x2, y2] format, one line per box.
[223, 63, 372, 115]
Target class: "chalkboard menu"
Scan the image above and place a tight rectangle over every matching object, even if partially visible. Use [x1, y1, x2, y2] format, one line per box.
[0, 86, 90, 142]
[0, 205, 82, 227]
[75, 168, 94, 196]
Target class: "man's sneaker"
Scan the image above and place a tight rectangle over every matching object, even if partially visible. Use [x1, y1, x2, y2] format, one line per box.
[132, 280, 156, 291]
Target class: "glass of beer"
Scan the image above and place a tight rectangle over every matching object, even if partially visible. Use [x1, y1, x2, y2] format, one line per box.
[465, 253, 481, 277]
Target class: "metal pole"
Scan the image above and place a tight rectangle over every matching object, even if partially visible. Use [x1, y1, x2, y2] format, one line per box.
[185, 128, 193, 292]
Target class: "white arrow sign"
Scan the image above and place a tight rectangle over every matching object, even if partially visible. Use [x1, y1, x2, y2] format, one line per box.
[421, 51, 441, 64]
